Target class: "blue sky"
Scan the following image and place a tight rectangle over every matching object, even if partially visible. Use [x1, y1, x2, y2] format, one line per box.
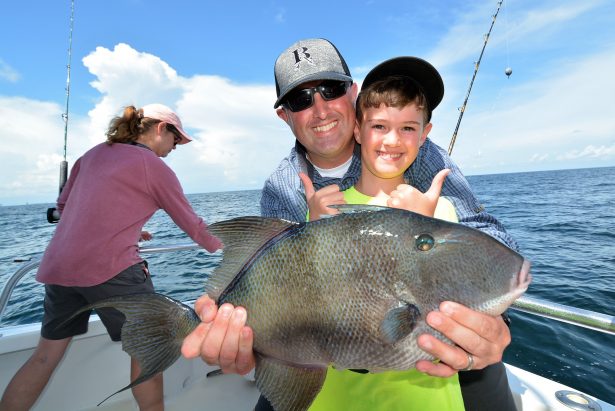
[1, 0, 614, 205]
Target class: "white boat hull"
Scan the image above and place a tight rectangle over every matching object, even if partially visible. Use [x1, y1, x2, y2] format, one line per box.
[1, 314, 612, 411]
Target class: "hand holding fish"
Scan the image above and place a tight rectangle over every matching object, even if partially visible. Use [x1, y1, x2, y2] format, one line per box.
[415, 301, 511, 377]
[299, 172, 345, 221]
[388, 169, 451, 216]
[181, 294, 255, 375]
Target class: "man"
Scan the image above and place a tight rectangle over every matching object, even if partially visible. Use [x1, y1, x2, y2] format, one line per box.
[182, 39, 517, 411]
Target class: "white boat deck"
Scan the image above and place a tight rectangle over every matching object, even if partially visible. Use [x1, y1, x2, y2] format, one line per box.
[1, 315, 612, 411]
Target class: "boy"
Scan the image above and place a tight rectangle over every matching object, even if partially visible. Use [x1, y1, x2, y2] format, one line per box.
[297, 56, 466, 411]
[302, 57, 454, 223]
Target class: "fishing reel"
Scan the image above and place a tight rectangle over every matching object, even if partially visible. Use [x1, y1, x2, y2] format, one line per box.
[47, 207, 60, 224]
[47, 160, 68, 224]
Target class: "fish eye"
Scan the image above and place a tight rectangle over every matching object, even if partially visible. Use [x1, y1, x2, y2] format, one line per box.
[415, 234, 435, 251]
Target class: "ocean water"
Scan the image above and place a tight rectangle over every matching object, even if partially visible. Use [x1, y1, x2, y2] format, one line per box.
[0, 167, 614, 404]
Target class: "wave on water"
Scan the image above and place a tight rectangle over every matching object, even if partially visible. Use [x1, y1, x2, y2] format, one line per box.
[1, 170, 614, 404]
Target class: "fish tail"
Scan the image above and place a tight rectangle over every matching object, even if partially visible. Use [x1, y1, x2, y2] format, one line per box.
[60, 293, 200, 405]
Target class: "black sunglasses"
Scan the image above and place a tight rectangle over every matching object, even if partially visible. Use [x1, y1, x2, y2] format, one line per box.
[283, 80, 351, 112]
[166, 124, 182, 145]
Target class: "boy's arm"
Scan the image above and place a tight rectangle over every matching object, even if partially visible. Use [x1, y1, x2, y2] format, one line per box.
[408, 139, 519, 250]
[388, 169, 450, 217]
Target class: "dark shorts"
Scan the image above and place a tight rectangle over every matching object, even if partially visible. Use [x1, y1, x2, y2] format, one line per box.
[41, 260, 154, 342]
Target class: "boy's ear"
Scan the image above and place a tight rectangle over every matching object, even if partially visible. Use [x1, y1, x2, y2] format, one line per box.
[420, 122, 432, 146]
[353, 120, 361, 144]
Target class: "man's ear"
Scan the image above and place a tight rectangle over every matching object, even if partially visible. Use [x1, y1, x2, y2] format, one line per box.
[420, 122, 432, 146]
[349, 82, 359, 104]
[276, 107, 290, 124]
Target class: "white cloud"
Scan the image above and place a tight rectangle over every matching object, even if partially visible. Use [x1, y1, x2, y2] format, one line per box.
[529, 153, 550, 163]
[428, 1, 603, 69]
[0, 59, 20, 83]
[0, 59, 21, 83]
[2, 25, 614, 205]
[274, 9, 286, 23]
[433, 41, 615, 174]
[82, 43, 185, 139]
[0, 43, 292, 205]
[557, 144, 615, 160]
[0, 98, 65, 202]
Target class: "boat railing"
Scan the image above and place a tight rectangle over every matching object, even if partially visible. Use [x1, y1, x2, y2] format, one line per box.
[1, 243, 614, 336]
[0, 243, 200, 325]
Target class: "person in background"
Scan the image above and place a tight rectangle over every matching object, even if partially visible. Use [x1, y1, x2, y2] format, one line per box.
[182, 39, 517, 411]
[0, 104, 222, 411]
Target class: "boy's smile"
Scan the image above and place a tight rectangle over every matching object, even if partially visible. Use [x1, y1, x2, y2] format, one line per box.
[376, 151, 403, 161]
[356, 102, 432, 186]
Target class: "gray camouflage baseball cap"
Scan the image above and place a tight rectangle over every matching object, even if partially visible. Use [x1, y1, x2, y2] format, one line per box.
[274, 38, 353, 108]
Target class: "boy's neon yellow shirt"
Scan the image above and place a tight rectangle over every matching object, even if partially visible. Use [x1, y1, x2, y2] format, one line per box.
[308, 186, 464, 411]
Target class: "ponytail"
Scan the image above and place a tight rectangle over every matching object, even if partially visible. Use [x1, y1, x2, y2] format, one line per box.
[105, 106, 159, 145]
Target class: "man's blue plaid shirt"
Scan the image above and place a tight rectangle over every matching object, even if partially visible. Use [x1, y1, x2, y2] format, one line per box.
[260, 138, 518, 250]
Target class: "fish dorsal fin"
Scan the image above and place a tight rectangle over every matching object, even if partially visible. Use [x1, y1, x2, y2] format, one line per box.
[329, 204, 391, 214]
[379, 302, 421, 345]
[206, 217, 299, 300]
[255, 354, 327, 411]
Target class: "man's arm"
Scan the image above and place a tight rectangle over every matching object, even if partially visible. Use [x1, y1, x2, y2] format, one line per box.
[260, 170, 307, 222]
[260, 178, 298, 221]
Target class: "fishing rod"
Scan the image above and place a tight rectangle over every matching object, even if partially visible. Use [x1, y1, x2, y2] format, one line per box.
[448, 1, 504, 156]
[60, 0, 75, 194]
[47, 0, 74, 224]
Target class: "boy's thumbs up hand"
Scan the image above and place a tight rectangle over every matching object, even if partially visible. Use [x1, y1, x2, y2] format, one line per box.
[427, 168, 450, 199]
[388, 169, 450, 217]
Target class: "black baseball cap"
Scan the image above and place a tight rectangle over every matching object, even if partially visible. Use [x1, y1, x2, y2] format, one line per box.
[361, 56, 444, 111]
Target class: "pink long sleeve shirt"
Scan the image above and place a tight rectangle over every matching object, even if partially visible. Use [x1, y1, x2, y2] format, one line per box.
[36, 142, 222, 287]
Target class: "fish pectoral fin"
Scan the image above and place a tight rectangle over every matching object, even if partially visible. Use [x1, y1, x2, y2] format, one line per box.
[379, 303, 421, 345]
[255, 355, 326, 411]
[61, 293, 200, 405]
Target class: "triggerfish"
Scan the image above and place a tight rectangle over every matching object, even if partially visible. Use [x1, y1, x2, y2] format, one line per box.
[68, 205, 531, 410]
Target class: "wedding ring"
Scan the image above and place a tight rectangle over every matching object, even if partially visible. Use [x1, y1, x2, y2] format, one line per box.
[460, 353, 474, 371]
